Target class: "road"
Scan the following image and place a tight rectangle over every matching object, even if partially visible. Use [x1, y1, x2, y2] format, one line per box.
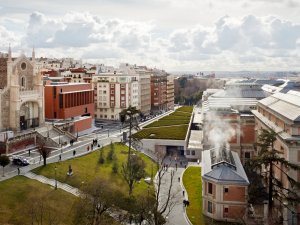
[1, 109, 174, 181]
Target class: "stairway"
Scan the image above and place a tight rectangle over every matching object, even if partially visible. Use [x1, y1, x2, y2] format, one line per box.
[24, 172, 81, 196]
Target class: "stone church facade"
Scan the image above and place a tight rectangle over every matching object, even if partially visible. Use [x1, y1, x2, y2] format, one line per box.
[0, 47, 44, 133]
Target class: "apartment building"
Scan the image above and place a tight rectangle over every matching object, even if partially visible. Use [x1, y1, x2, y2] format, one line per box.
[252, 90, 300, 225]
[119, 64, 151, 116]
[62, 68, 94, 84]
[93, 72, 139, 120]
[150, 70, 168, 112]
[44, 82, 94, 133]
[166, 75, 175, 110]
[202, 147, 249, 223]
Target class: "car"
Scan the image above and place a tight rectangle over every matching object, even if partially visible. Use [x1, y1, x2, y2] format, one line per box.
[12, 157, 30, 166]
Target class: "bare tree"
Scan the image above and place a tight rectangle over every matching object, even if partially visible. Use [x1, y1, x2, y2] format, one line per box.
[37, 137, 52, 166]
[72, 177, 123, 225]
[121, 154, 146, 196]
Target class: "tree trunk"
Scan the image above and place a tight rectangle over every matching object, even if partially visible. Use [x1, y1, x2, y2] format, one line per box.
[43, 156, 46, 166]
[268, 161, 273, 213]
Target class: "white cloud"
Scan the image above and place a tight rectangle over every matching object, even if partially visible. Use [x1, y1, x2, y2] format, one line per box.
[0, 11, 300, 71]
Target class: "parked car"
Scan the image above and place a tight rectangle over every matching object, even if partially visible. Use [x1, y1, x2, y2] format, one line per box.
[12, 156, 30, 166]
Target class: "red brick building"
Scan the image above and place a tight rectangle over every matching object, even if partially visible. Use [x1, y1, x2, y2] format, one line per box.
[44, 82, 94, 133]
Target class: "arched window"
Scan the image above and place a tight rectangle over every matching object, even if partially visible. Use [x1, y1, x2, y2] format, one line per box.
[21, 77, 25, 87]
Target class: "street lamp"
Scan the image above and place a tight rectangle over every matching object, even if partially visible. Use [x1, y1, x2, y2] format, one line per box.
[54, 166, 57, 190]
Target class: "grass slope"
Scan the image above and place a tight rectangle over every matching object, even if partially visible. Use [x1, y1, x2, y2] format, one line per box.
[183, 166, 203, 225]
[33, 143, 157, 197]
[0, 176, 76, 225]
[133, 125, 189, 140]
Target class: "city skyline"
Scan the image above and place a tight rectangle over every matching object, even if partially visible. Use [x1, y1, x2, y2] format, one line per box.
[0, 0, 300, 71]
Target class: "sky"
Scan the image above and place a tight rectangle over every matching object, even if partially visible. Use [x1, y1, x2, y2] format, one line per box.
[0, 0, 300, 71]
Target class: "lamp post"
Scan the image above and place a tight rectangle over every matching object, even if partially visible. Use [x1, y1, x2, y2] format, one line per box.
[54, 165, 57, 190]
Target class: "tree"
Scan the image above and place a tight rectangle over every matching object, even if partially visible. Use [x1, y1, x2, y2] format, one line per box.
[37, 137, 52, 166]
[150, 155, 177, 225]
[0, 155, 10, 177]
[250, 128, 300, 220]
[99, 149, 105, 164]
[73, 178, 123, 225]
[121, 154, 145, 196]
[107, 141, 115, 161]
[120, 106, 143, 196]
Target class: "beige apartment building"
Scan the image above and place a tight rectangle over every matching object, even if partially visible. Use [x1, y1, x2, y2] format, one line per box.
[93, 72, 139, 120]
[119, 64, 151, 116]
[166, 75, 175, 110]
[252, 90, 300, 225]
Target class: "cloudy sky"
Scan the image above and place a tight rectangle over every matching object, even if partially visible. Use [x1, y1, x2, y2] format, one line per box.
[1, 0, 300, 71]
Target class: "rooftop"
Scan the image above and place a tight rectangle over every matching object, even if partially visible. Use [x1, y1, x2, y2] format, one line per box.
[202, 147, 249, 185]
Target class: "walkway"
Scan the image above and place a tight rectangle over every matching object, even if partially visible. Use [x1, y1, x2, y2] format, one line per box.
[23, 172, 81, 197]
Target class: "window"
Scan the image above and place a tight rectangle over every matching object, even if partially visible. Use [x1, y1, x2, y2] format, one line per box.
[191, 150, 195, 155]
[104, 115, 107, 118]
[121, 84, 125, 88]
[111, 90, 114, 94]
[245, 152, 251, 159]
[110, 84, 114, 88]
[224, 187, 228, 193]
[207, 201, 213, 213]
[208, 182, 213, 194]
[103, 91, 106, 94]
[186, 150, 190, 155]
[121, 96, 125, 100]
[224, 207, 228, 216]
[121, 90, 125, 94]
[21, 77, 25, 87]
[111, 115, 114, 119]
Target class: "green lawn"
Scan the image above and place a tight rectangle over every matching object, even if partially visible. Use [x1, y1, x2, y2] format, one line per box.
[134, 106, 192, 139]
[183, 166, 204, 225]
[33, 143, 157, 197]
[0, 176, 76, 225]
[177, 106, 194, 113]
[183, 167, 234, 225]
[133, 125, 189, 140]
[144, 119, 189, 128]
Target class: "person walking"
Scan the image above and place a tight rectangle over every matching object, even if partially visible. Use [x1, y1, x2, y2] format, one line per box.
[178, 177, 180, 182]
[73, 150, 76, 156]
[59, 154, 62, 161]
[17, 167, 20, 175]
[87, 146, 90, 151]
[183, 190, 185, 196]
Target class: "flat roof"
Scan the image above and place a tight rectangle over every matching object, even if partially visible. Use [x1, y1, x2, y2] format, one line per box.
[187, 130, 203, 149]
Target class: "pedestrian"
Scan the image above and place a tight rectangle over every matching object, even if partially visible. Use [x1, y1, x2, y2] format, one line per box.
[98, 144, 100, 148]
[28, 149, 31, 156]
[183, 199, 186, 208]
[17, 167, 20, 175]
[175, 163, 178, 170]
[73, 150, 76, 156]
[178, 177, 180, 182]
[186, 200, 190, 207]
[183, 190, 185, 196]
[87, 146, 90, 151]
[59, 154, 62, 161]
[91, 144, 93, 150]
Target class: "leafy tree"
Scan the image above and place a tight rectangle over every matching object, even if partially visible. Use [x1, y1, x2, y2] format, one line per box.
[112, 161, 118, 174]
[121, 154, 145, 196]
[0, 155, 10, 177]
[99, 149, 105, 164]
[107, 141, 115, 161]
[250, 128, 300, 219]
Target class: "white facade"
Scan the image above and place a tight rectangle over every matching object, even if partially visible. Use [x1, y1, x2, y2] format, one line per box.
[93, 72, 140, 120]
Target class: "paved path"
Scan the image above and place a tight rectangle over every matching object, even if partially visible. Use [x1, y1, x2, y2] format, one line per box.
[24, 172, 81, 196]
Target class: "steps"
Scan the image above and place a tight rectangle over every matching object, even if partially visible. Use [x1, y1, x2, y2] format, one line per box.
[23, 172, 81, 197]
